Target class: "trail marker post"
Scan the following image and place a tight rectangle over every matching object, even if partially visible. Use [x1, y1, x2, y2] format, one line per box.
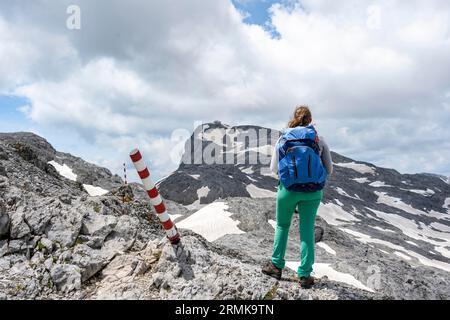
[123, 162, 128, 185]
[130, 149, 181, 245]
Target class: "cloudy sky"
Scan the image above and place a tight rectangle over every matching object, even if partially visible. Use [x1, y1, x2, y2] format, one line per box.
[1, 0, 449, 181]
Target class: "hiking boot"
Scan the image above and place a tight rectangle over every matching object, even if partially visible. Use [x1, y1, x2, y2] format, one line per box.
[261, 261, 282, 280]
[299, 276, 315, 289]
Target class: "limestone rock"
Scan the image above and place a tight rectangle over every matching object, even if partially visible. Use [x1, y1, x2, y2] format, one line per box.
[0, 240, 7, 258]
[50, 264, 82, 293]
[80, 211, 117, 246]
[45, 208, 84, 248]
[0, 200, 9, 238]
[9, 210, 31, 239]
[71, 244, 109, 281]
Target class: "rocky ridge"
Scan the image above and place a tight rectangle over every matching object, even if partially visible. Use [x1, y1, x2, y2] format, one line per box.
[1, 128, 449, 300]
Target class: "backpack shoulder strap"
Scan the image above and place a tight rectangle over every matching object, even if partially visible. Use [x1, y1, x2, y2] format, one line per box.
[305, 124, 319, 143]
[278, 136, 289, 158]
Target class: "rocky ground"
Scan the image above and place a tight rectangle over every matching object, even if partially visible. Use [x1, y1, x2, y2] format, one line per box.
[1, 130, 449, 300]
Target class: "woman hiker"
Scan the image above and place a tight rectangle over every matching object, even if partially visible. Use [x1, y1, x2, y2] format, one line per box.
[262, 105, 333, 289]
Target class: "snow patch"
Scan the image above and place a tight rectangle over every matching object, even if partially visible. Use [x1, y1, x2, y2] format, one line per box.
[435, 246, 450, 259]
[407, 189, 435, 196]
[370, 226, 396, 233]
[431, 222, 450, 233]
[352, 177, 370, 184]
[369, 181, 392, 188]
[184, 201, 202, 211]
[351, 206, 365, 217]
[240, 167, 254, 175]
[83, 184, 109, 197]
[189, 174, 200, 180]
[246, 184, 276, 198]
[335, 187, 360, 200]
[286, 261, 374, 292]
[394, 251, 412, 261]
[367, 208, 450, 248]
[341, 228, 450, 273]
[335, 187, 349, 197]
[197, 186, 210, 198]
[334, 162, 376, 175]
[443, 198, 450, 212]
[48, 161, 77, 181]
[177, 202, 245, 242]
[374, 192, 449, 220]
[260, 167, 278, 178]
[405, 240, 419, 247]
[317, 242, 336, 255]
[318, 203, 360, 226]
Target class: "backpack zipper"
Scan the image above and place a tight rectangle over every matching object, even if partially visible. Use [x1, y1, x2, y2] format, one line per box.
[293, 155, 298, 179]
[308, 155, 312, 178]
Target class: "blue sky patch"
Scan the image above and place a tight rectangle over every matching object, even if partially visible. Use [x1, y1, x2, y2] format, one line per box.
[231, 0, 279, 25]
[231, 0, 285, 38]
[0, 94, 32, 132]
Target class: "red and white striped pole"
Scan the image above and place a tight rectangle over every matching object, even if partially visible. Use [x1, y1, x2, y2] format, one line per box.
[123, 162, 128, 185]
[129, 149, 180, 245]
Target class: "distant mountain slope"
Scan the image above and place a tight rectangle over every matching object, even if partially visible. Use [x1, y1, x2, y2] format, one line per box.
[0, 132, 123, 195]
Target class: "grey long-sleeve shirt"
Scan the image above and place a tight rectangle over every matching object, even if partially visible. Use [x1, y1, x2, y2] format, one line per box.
[269, 135, 333, 176]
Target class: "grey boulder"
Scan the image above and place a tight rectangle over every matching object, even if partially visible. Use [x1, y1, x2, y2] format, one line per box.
[50, 264, 82, 293]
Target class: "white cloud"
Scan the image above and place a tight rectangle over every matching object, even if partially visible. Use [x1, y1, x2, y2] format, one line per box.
[1, 0, 450, 178]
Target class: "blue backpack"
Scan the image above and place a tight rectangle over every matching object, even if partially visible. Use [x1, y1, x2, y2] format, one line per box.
[278, 125, 328, 192]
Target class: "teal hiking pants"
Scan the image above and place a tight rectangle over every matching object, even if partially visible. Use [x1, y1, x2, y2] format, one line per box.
[271, 183, 323, 278]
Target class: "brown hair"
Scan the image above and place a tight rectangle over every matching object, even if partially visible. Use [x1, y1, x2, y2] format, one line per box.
[287, 105, 312, 128]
